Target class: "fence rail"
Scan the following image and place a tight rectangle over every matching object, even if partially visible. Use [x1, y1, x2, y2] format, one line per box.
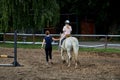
[0, 33, 120, 49]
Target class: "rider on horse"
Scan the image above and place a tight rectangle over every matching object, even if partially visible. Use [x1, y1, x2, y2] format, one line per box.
[61, 20, 72, 45]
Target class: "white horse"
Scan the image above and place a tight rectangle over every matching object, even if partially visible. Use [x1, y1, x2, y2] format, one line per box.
[59, 34, 79, 68]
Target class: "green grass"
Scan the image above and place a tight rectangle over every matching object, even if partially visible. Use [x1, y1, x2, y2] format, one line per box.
[0, 43, 120, 53]
[80, 48, 120, 53]
[0, 43, 59, 49]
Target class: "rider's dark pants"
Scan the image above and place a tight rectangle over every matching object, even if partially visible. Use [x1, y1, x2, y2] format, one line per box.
[61, 37, 66, 45]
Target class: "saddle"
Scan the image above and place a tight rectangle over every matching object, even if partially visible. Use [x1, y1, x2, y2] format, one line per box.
[61, 34, 71, 45]
[65, 34, 71, 38]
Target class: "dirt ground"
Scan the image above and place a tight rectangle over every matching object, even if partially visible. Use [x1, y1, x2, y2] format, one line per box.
[0, 48, 120, 80]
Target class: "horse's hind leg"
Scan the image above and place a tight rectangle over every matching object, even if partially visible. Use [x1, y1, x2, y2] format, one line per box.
[61, 49, 66, 63]
[67, 50, 72, 67]
[74, 48, 79, 68]
[75, 54, 78, 68]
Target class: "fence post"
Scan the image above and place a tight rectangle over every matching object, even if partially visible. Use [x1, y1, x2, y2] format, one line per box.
[105, 35, 108, 49]
[12, 30, 20, 66]
[3, 33, 6, 43]
[33, 34, 35, 44]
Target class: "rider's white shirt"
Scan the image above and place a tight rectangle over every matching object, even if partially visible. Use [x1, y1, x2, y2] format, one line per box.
[63, 24, 72, 35]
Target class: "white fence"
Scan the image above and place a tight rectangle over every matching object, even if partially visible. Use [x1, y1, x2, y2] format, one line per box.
[0, 33, 120, 48]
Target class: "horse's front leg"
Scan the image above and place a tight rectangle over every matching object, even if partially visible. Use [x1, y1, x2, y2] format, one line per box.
[61, 49, 66, 63]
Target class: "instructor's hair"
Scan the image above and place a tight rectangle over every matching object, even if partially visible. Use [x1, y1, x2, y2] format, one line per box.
[45, 30, 50, 35]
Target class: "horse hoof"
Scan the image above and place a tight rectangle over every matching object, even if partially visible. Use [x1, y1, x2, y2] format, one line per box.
[62, 60, 66, 63]
[75, 66, 77, 69]
[68, 65, 70, 67]
[75, 64, 78, 69]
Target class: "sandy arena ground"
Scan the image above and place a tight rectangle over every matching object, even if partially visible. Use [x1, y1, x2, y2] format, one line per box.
[0, 48, 120, 80]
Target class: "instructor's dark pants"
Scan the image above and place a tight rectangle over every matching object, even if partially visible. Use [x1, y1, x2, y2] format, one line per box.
[45, 47, 52, 62]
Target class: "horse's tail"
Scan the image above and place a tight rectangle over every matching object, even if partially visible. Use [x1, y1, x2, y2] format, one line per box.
[72, 37, 79, 62]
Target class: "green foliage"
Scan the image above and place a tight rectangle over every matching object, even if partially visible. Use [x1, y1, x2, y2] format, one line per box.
[0, 0, 60, 33]
[1, 0, 120, 34]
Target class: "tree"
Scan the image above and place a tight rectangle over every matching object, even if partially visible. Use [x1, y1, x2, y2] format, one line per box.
[1, 0, 120, 34]
[0, 0, 60, 33]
